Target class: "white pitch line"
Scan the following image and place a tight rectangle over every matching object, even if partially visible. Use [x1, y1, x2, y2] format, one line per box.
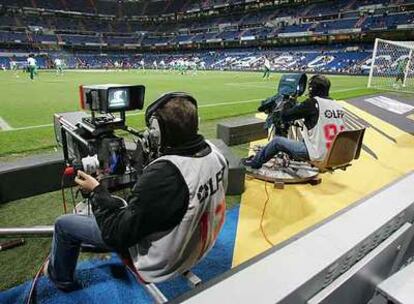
[0, 87, 365, 132]
[200, 98, 263, 108]
[332, 87, 366, 93]
[127, 98, 263, 117]
[2, 98, 263, 131]
[10, 123, 53, 131]
[225, 82, 275, 89]
[0, 116, 13, 130]
[225, 82, 367, 92]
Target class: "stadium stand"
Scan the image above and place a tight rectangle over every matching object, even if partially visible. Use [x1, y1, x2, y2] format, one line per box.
[0, 0, 412, 74]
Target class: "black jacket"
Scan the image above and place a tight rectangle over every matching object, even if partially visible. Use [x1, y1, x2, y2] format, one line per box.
[91, 135, 210, 251]
[281, 97, 320, 130]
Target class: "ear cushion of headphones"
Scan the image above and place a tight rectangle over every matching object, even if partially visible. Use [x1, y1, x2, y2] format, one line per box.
[149, 115, 163, 148]
[308, 75, 316, 92]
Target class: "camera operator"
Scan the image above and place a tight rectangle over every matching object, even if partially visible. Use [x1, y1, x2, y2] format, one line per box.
[45, 94, 228, 291]
[243, 75, 345, 169]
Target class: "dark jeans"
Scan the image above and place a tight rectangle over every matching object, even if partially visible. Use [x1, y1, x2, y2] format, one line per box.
[251, 136, 309, 168]
[49, 214, 111, 289]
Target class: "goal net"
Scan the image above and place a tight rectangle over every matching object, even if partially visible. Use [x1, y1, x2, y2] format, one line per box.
[367, 38, 414, 93]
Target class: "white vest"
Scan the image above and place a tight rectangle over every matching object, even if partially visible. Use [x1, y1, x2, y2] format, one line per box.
[301, 97, 345, 161]
[129, 142, 228, 283]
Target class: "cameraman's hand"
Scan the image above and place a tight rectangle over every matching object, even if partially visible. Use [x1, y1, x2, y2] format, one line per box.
[75, 170, 100, 193]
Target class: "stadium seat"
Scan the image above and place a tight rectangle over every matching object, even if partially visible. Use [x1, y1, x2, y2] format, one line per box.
[310, 128, 366, 173]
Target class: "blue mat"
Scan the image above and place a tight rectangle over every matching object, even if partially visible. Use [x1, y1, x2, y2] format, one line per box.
[0, 206, 239, 304]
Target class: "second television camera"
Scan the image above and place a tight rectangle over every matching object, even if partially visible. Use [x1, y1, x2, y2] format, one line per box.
[258, 73, 307, 137]
[54, 84, 151, 190]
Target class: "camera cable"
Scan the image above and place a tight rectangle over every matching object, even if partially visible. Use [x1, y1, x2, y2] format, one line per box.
[25, 253, 50, 304]
[60, 172, 68, 214]
[260, 180, 275, 247]
[26, 167, 76, 303]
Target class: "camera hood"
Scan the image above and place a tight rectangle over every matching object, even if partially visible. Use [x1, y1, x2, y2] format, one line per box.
[277, 73, 307, 97]
[258, 73, 307, 113]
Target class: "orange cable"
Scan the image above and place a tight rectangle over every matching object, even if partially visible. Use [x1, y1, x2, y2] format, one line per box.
[259, 180, 274, 247]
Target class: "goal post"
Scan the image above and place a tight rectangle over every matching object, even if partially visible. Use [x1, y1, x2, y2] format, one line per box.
[367, 38, 414, 93]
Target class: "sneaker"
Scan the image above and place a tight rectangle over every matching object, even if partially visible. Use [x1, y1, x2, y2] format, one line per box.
[43, 258, 80, 292]
[241, 156, 262, 169]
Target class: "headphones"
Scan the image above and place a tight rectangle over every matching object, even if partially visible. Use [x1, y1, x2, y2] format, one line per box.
[308, 74, 331, 98]
[145, 92, 198, 153]
[308, 75, 315, 96]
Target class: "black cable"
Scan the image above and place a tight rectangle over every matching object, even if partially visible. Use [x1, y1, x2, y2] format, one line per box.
[60, 173, 68, 214]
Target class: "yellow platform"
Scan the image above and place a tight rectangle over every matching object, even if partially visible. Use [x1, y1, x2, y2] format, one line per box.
[233, 100, 414, 266]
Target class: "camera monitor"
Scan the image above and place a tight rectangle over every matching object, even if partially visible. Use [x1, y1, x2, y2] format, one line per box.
[108, 88, 129, 110]
[80, 84, 145, 113]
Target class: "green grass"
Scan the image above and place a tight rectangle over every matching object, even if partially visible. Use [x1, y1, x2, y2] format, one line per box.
[0, 69, 376, 291]
[0, 70, 376, 157]
[0, 192, 62, 290]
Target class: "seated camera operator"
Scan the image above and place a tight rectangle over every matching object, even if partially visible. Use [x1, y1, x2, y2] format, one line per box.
[45, 93, 229, 291]
[243, 75, 345, 169]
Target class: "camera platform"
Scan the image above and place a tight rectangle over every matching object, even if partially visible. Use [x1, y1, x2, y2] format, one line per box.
[245, 159, 320, 189]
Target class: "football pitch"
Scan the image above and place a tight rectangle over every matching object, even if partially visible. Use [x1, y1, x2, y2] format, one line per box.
[0, 69, 376, 157]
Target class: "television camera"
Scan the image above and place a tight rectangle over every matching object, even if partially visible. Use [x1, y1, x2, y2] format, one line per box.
[258, 73, 307, 137]
[54, 84, 153, 191]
